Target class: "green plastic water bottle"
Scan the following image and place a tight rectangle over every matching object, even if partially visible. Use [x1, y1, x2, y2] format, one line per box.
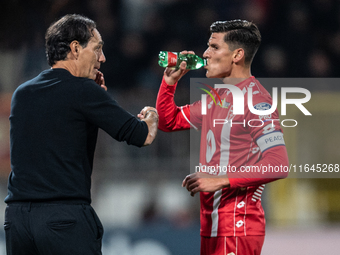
[158, 51, 206, 70]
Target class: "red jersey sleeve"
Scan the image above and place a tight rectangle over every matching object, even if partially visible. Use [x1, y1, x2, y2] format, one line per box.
[228, 80, 289, 188]
[156, 77, 202, 131]
[228, 145, 289, 188]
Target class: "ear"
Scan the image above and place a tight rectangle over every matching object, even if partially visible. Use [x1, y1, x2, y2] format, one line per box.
[69, 40, 81, 60]
[232, 48, 244, 64]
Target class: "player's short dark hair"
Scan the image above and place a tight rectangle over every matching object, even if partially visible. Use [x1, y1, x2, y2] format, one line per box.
[210, 20, 261, 65]
[45, 14, 96, 66]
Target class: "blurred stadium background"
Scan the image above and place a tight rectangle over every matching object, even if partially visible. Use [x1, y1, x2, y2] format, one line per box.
[0, 0, 340, 254]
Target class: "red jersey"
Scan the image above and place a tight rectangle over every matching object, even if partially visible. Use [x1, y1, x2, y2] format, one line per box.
[156, 76, 289, 237]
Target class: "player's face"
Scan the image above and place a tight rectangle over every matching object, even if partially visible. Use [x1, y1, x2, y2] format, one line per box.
[77, 29, 106, 80]
[203, 32, 234, 78]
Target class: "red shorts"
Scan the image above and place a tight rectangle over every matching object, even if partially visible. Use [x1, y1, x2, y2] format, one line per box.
[200, 236, 265, 255]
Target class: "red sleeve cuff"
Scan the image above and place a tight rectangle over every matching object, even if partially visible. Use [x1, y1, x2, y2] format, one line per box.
[161, 77, 178, 92]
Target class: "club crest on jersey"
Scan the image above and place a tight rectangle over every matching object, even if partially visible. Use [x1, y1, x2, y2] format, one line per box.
[197, 82, 230, 111]
[254, 102, 272, 120]
[218, 98, 230, 109]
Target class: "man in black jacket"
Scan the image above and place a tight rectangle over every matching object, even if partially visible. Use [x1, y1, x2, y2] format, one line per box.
[5, 14, 158, 255]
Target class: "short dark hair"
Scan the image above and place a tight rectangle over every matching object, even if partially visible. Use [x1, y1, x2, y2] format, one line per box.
[45, 14, 96, 66]
[210, 20, 261, 65]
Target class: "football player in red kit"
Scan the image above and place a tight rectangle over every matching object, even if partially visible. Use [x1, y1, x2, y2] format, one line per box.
[156, 20, 289, 255]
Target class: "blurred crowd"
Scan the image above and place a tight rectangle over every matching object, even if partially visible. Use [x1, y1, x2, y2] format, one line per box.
[1, 0, 340, 94]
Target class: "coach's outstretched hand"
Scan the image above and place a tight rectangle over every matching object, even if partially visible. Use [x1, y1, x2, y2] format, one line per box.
[138, 106, 159, 146]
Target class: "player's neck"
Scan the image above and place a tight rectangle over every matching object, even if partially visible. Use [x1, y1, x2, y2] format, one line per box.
[227, 66, 252, 79]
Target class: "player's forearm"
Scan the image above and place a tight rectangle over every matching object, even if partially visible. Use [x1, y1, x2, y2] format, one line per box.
[214, 176, 231, 190]
[182, 172, 231, 197]
[229, 145, 289, 188]
[156, 77, 181, 131]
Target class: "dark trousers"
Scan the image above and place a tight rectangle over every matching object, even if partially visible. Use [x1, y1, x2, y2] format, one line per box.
[4, 202, 103, 255]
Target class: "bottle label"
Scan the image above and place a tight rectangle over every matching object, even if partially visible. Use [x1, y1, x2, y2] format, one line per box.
[167, 52, 178, 67]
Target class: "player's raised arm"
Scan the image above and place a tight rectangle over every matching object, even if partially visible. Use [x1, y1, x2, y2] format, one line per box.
[163, 50, 194, 85]
[156, 51, 202, 132]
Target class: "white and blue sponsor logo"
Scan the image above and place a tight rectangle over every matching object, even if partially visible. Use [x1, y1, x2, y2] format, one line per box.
[254, 102, 272, 111]
[254, 102, 272, 120]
